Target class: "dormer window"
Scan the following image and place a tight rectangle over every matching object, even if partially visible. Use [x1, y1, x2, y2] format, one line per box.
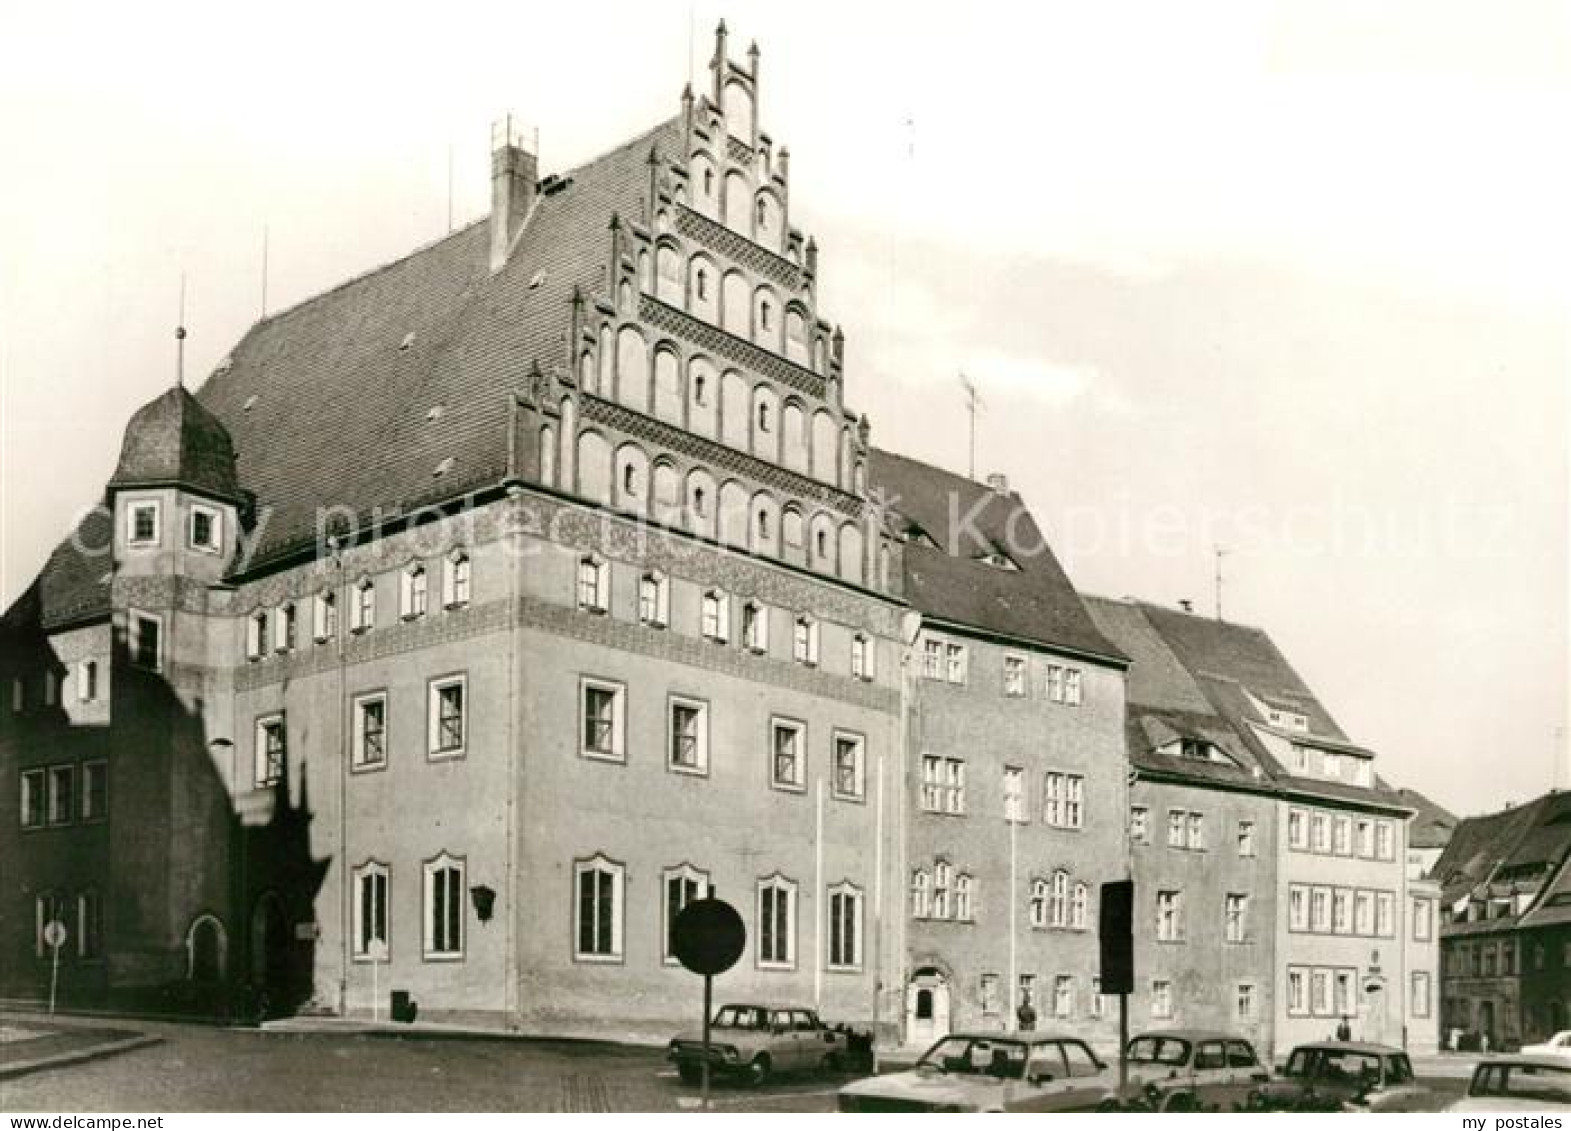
[128, 500, 160, 547]
[189, 504, 221, 554]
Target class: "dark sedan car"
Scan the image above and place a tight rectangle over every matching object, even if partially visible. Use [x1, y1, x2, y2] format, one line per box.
[1255, 1041, 1428, 1112]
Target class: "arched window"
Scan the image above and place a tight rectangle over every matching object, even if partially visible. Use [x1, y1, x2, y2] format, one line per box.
[400, 563, 427, 620]
[933, 861, 953, 919]
[756, 874, 797, 968]
[686, 468, 716, 538]
[652, 461, 681, 525]
[956, 874, 974, 922]
[785, 309, 809, 364]
[616, 326, 650, 412]
[718, 480, 750, 548]
[1050, 870, 1069, 928]
[688, 357, 717, 438]
[838, 522, 865, 585]
[652, 347, 682, 423]
[720, 369, 749, 447]
[723, 80, 754, 142]
[574, 855, 624, 960]
[751, 492, 779, 554]
[723, 171, 751, 234]
[811, 409, 838, 483]
[1030, 880, 1049, 929]
[443, 550, 471, 608]
[539, 423, 556, 487]
[782, 402, 808, 472]
[721, 271, 749, 334]
[598, 325, 613, 390]
[576, 431, 611, 504]
[579, 349, 595, 391]
[828, 883, 863, 971]
[614, 443, 649, 513]
[656, 244, 682, 305]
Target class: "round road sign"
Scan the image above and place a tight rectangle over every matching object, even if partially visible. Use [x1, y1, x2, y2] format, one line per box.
[671, 898, 745, 977]
[43, 919, 67, 950]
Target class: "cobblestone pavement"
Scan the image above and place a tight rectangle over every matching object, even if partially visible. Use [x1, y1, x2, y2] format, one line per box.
[0, 1016, 845, 1112]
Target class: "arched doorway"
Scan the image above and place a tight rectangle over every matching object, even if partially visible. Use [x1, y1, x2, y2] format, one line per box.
[1363, 976, 1388, 1046]
[907, 967, 950, 1048]
[186, 914, 227, 982]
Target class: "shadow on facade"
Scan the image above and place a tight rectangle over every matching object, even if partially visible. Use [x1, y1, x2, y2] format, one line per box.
[1, 588, 331, 1023]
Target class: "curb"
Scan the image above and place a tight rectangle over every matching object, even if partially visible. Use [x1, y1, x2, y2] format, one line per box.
[257, 1018, 666, 1052]
[0, 1034, 163, 1082]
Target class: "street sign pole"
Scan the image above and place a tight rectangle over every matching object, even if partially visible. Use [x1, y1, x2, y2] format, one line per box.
[1118, 992, 1128, 1096]
[43, 919, 67, 1015]
[701, 973, 712, 1112]
[50, 940, 61, 1015]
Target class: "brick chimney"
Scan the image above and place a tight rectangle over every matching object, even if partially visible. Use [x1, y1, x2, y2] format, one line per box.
[986, 472, 1009, 495]
[490, 116, 538, 272]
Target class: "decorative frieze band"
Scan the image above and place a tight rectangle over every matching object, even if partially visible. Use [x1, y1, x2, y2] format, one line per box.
[675, 205, 800, 290]
[639, 295, 825, 401]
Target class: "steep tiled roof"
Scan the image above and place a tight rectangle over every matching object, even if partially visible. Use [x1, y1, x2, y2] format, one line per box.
[108, 386, 241, 502]
[6, 118, 680, 630]
[868, 449, 1124, 663]
[1431, 793, 1571, 908]
[1399, 787, 1458, 851]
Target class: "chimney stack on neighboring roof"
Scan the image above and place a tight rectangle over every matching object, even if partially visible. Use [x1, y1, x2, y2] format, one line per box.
[1178, 599, 1194, 613]
[490, 115, 538, 272]
[986, 472, 1009, 495]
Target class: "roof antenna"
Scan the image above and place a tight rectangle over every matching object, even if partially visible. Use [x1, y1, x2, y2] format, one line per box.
[260, 225, 269, 317]
[687, 1, 695, 91]
[961, 372, 981, 480]
[1214, 544, 1229, 621]
[175, 273, 188, 389]
[446, 143, 454, 234]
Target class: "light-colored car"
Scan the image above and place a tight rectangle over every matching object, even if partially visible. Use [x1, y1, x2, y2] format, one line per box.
[1448, 1055, 1571, 1111]
[1254, 1041, 1429, 1112]
[1521, 1032, 1571, 1057]
[1117, 1029, 1271, 1111]
[837, 1031, 1112, 1112]
[668, 1003, 846, 1086]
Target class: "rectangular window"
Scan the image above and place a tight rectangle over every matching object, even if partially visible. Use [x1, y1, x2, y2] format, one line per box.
[1310, 887, 1331, 933]
[353, 863, 390, 958]
[639, 573, 668, 628]
[1003, 655, 1026, 697]
[444, 553, 471, 608]
[850, 634, 873, 681]
[581, 679, 626, 762]
[272, 603, 296, 652]
[1064, 668, 1082, 706]
[575, 857, 624, 961]
[771, 719, 805, 790]
[353, 580, 375, 632]
[1333, 814, 1352, 855]
[980, 974, 1000, 1016]
[1324, 752, 1342, 778]
[833, 733, 865, 801]
[1292, 744, 1310, 773]
[921, 755, 943, 812]
[701, 591, 729, 642]
[1019, 974, 1037, 1012]
[1413, 898, 1432, 942]
[1237, 982, 1255, 1020]
[81, 761, 108, 822]
[313, 591, 337, 642]
[1091, 977, 1105, 1018]
[1334, 969, 1355, 1016]
[130, 612, 162, 670]
[758, 879, 796, 968]
[1004, 766, 1024, 822]
[922, 639, 943, 679]
[20, 769, 45, 828]
[128, 500, 160, 546]
[1288, 807, 1307, 850]
[1287, 968, 1307, 1015]
[1355, 890, 1374, 935]
[189, 504, 221, 553]
[1311, 812, 1331, 853]
[1130, 806, 1149, 844]
[10, 676, 22, 713]
[255, 714, 286, 787]
[945, 643, 967, 684]
[577, 557, 607, 613]
[77, 890, 102, 959]
[1186, 811, 1205, 850]
[943, 758, 966, 813]
[1151, 979, 1173, 1019]
[424, 856, 465, 959]
[45, 765, 74, 826]
[792, 617, 819, 665]
[1156, 889, 1184, 942]
[78, 659, 99, 702]
[828, 886, 863, 970]
[1356, 818, 1374, 858]
[1311, 968, 1332, 1015]
[1225, 893, 1249, 943]
[1288, 884, 1308, 930]
[1237, 820, 1256, 857]
[427, 676, 466, 758]
[1054, 975, 1074, 1019]
[1376, 891, 1394, 937]
[1044, 772, 1084, 829]
[742, 601, 768, 652]
[1411, 971, 1431, 1018]
[352, 693, 388, 769]
[1047, 664, 1065, 702]
[1375, 820, 1395, 860]
[669, 697, 709, 774]
[1167, 809, 1186, 848]
[1332, 888, 1351, 934]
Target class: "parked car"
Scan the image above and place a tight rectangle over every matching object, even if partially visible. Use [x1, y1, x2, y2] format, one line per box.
[837, 1032, 1112, 1112]
[1253, 1041, 1428, 1112]
[667, 1003, 847, 1086]
[1521, 1031, 1571, 1057]
[1114, 1029, 1271, 1111]
[1448, 1055, 1571, 1111]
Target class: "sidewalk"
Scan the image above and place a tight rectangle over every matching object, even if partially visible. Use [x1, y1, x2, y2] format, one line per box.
[0, 1013, 162, 1080]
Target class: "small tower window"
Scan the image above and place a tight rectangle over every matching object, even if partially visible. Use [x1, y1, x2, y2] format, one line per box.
[693, 373, 708, 406]
[755, 198, 768, 230]
[703, 168, 715, 195]
[757, 403, 771, 433]
[695, 268, 708, 301]
[128, 500, 160, 547]
[189, 504, 221, 553]
[759, 301, 772, 332]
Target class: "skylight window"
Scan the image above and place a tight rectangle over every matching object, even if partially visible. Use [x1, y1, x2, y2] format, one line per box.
[426, 405, 445, 423]
[243, 394, 259, 412]
[400, 332, 417, 351]
[433, 456, 455, 478]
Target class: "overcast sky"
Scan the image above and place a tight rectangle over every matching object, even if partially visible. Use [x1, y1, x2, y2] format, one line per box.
[2, 0, 1566, 817]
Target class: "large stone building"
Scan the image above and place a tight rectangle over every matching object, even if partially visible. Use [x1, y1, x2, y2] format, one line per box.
[1434, 791, 1571, 1049]
[1084, 598, 1436, 1057]
[1, 24, 1441, 1056]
